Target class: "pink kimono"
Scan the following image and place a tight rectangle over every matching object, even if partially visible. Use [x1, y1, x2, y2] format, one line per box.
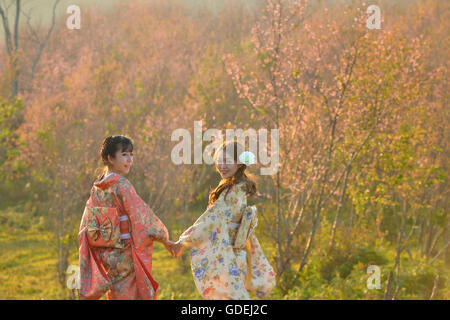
[78, 172, 169, 300]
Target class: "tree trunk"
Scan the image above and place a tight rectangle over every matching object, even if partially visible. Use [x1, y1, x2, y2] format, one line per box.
[383, 270, 394, 300]
[329, 165, 350, 252]
[429, 275, 439, 300]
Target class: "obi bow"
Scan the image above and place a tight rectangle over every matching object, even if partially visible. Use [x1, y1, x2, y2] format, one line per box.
[87, 217, 113, 242]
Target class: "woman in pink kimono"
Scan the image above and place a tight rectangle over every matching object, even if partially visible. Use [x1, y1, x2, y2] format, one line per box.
[173, 141, 276, 300]
[78, 135, 177, 300]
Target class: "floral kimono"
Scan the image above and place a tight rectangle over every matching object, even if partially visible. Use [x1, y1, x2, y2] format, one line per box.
[78, 172, 169, 300]
[178, 182, 276, 300]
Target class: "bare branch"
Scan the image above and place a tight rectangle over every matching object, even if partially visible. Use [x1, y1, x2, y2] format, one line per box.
[30, 0, 61, 79]
[0, 5, 12, 54]
[13, 0, 19, 52]
[429, 240, 450, 265]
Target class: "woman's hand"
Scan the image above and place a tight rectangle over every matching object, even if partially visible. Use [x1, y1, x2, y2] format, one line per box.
[172, 241, 183, 258]
[163, 240, 183, 258]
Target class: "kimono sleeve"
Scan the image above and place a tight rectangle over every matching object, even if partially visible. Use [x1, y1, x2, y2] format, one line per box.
[178, 202, 222, 250]
[78, 230, 111, 299]
[116, 178, 169, 245]
[247, 233, 276, 298]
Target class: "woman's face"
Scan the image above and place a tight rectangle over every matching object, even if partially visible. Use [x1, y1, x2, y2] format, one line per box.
[108, 148, 133, 175]
[216, 150, 241, 179]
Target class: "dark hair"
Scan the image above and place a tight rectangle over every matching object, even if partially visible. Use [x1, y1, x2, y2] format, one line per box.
[97, 135, 133, 180]
[208, 140, 256, 205]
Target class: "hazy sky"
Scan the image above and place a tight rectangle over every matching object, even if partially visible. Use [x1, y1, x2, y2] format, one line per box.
[0, 0, 107, 43]
[0, 0, 416, 46]
[0, 0, 261, 41]
[0, 0, 259, 24]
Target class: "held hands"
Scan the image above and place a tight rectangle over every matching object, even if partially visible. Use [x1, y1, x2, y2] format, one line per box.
[172, 241, 183, 258]
[122, 236, 181, 257]
[163, 240, 183, 258]
[149, 232, 182, 258]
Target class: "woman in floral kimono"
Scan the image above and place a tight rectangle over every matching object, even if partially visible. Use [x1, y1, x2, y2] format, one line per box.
[173, 141, 276, 300]
[78, 135, 177, 300]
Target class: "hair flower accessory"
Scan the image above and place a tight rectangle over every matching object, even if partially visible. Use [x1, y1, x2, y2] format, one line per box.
[239, 151, 256, 166]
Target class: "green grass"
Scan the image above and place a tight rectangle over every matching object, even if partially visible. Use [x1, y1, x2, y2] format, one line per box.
[0, 225, 202, 299]
[0, 205, 203, 299]
[152, 242, 202, 300]
[0, 227, 67, 299]
[1, 208, 448, 300]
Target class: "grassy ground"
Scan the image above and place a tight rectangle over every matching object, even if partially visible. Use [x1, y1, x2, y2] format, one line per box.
[0, 208, 447, 300]
[0, 224, 201, 299]
[0, 227, 66, 299]
[0, 207, 277, 300]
